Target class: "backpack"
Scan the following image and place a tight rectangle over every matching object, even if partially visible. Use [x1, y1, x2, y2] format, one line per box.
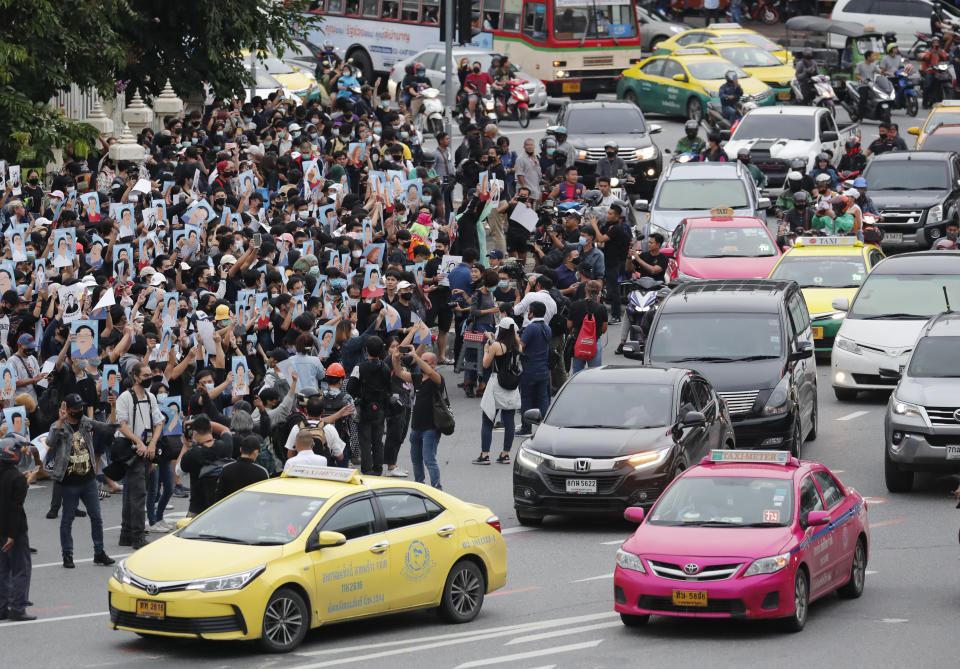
[574, 310, 598, 360]
[270, 410, 307, 462]
[496, 348, 524, 390]
[322, 390, 352, 445]
[357, 359, 391, 415]
[300, 423, 332, 460]
[548, 288, 570, 336]
[199, 456, 234, 480]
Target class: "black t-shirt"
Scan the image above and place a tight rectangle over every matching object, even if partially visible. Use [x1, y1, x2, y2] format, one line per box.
[411, 374, 443, 431]
[634, 251, 669, 279]
[567, 299, 607, 340]
[425, 256, 450, 304]
[180, 440, 233, 514]
[601, 220, 630, 266]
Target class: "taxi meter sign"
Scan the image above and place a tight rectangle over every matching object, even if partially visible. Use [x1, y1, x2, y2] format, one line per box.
[709, 450, 791, 464]
[795, 236, 860, 247]
[710, 207, 735, 217]
[282, 464, 361, 483]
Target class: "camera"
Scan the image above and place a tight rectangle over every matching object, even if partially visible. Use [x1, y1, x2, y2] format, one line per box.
[501, 259, 527, 283]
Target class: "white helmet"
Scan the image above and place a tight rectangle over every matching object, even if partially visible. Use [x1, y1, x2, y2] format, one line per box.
[787, 170, 803, 182]
[741, 101, 758, 114]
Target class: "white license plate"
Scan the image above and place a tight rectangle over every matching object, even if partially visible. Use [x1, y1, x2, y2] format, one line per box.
[565, 479, 597, 494]
[884, 232, 903, 243]
[947, 446, 960, 460]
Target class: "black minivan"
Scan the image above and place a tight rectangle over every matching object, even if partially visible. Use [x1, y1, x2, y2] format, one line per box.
[643, 279, 818, 456]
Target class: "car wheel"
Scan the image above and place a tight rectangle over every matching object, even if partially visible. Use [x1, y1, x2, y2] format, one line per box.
[623, 88, 640, 107]
[439, 559, 486, 623]
[781, 568, 808, 632]
[686, 97, 703, 121]
[620, 612, 650, 627]
[806, 400, 818, 442]
[833, 387, 857, 401]
[838, 537, 867, 599]
[789, 416, 803, 460]
[259, 587, 309, 653]
[346, 48, 374, 85]
[516, 508, 543, 526]
[884, 447, 914, 492]
[649, 37, 665, 52]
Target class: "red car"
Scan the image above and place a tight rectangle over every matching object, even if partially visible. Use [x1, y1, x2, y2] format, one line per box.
[664, 213, 782, 281]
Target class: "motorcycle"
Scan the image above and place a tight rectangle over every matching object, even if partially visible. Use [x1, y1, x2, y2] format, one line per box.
[842, 74, 895, 125]
[619, 276, 665, 359]
[705, 100, 740, 134]
[745, 0, 780, 25]
[892, 65, 920, 117]
[928, 61, 955, 107]
[417, 87, 445, 136]
[790, 74, 837, 115]
[493, 79, 531, 128]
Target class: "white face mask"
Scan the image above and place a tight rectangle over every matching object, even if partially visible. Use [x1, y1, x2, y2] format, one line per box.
[298, 210, 310, 219]
[351, 250, 362, 258]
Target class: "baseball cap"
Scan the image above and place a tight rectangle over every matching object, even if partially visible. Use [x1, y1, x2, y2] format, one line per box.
[150, 273, 167, 286]
[140, 266, 157, 279]
[219, 254, 237, 266]
[50, 190, 65, 200]
[853, 177, 868, 188]
[64, 393, 84, 410]
[487, 249, 505, 259]
[288, 123, 302, 133]
[564, 210, 581, 220]
[17, 333, 36, 349]
[214, 304, 231, 320]
[397, 280, 413, 290]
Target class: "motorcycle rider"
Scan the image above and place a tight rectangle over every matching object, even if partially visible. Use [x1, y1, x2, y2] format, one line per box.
[675, 120, 705, 156]
[777, 190, 813, 245]
[736, 148, 766, 189]
[809, 152, 840, 190]
[402, 62, 433, 120]
[718, 71, 743, 126]
[336, 64, 361, 103]
[701, 132, 727, 162]
[939, 220, 960, 248]
[548, 166, 586, 202]
[315, 40, 342, 80]
[775, 171, 810, 213]
[880, 43, 905, 77]
[795, 48, 819, 104]
[921, 36, 949, 108]
[464, 60, 495, 121]
[554, 126, 576, 168]
[854, 50, 879, 119]
[637, 287, 671, 345]
[838, 137, 867, 175]
[596, 141, 633, 183]
[931, 1, 956, 50]
[813, 172, 837, 203]
[853, 177, 881, 217]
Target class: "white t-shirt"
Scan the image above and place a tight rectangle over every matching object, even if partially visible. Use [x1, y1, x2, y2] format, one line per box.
[283, 449, 332, 470]
[514, 290, 557, 327]
[283, 419, 346, 459]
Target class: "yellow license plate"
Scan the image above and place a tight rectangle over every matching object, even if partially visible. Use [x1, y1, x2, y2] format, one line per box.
[136, 599, 165, 619]
[562, 82, 581, 93]
[812, 326, 823, 339]
[777, 90, 791, 100]
[672, 590, 708, 607]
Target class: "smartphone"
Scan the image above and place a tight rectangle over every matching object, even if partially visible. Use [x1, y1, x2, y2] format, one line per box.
[253, 233, 262, 248]
[399, 345, 413, 353]
[225, 142, 237, 150]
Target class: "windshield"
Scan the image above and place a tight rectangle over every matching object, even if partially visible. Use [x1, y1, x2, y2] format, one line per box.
[545, 382, 673, 428]
[718, 46, 781, 67]
[738, 33, 778, 52]
[848, 274, 960, 319]
[648, 313, 783, 361]
[251, 70, 283, 88]
[908, 336, 960, 377]
[553, 0, 637, 40]
[649, 476, 794, 526]
[655, 179, 749, 210]
[733, 114, 815, 140]
[686, 61, 749, 81]
[770, 255, 867, 288]
[179, 491, 326, 545]
[864, 161, 949, 190]
[919, 130, 960, 152]
[682, 226, 777, 258]
[565, 108, 646, 134]
[253, 56, 296, 75]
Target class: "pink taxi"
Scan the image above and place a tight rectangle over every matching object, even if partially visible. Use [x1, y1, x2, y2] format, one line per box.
[664, 213, 781, 281]
[613, 450, 869, 631]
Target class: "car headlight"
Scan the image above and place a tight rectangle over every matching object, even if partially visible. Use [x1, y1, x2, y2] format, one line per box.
[113, 559, 133, 585]
[762, 376, 790, 416]
[636, 146, 657, 160]
[577, 149, 588, 160]
[649, 223, 672, 241]
[834, 335, 862, 355]
[517, 446, 549, 470]
[743, 552, 790, 577]
[184, 565, 266, 592]
[616, 548, 647, 573]
[627, 449, 669, 471]
[704, 88, 719, 98]
[928, 203, 943, 224]
[676, 269, 698, 281]
[892, 397, 923, 418]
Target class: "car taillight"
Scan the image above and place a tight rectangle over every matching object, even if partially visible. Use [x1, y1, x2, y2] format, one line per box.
[486, 515, 502, 533]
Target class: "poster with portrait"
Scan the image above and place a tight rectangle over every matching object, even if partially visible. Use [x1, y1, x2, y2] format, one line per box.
[178, 224, 202, 259]
[8, 165, 21, 196]
[100, 363, 120, 401]
[380, 299, 402, 332]
[387, 170, 405, 201]
[138, 235, 159, 265]
[161, 290, 180, 327]
[112, 244, 133, 283]
[401, 179, 423, 209]
[0, 161, 5, 192]
[361, 220, 375, 246]
[0, 363, 15, 402]
[255, 292, 269, 315]
[90, 285, 115, 320]
[292, 295, 306, 319]
[361, 264, 384, 299]
[412, 261, 426, 287]
[152, 326, 176, 362]
[112, 203, 136, 238]
[230, 213, 243, 231]
[160, 395, 183, 437]
[152, 199, 167, 224]
[53, 227, 76, 268]
[411, 312, 430, 345]
[302, 160, 322, 191]
[437, 254, 461, 287]
[3, 406, 28, 440]
[318, 204, 338, 232]
[5, 225, 27, 263]
[362, 242, 385, 267]
[316, 325, 336, 360]
[79, 192, 101, 223]
[231, 356, 251, 399]
[347, 142, 366, 164]
[0, 261, 14, 297]
[142, 205, 158, 233]
[184, 199, 215, 226]
[70, 319, 98, 360]
[85, 234, 106, 270]
[34, 259, 47, 292]
[301, 240, 315, 257]
[237, 169, 256, 197]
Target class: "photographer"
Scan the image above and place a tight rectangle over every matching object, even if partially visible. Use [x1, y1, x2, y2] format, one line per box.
[505, 186, 535, 264]
[589, 204, 630, 324]
[391, 348, 445, 489]
[346, 336, 392, 475]
[177, 415, 235, 516]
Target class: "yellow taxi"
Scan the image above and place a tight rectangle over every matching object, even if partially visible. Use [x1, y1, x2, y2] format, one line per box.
[651, 22, 791, 64]
[241, 50, 316, 99]
[768, 236, 884, 354]
[687, 38, 797, 101]
[907, 100, 960, 147]
[108, 465, 507, 652]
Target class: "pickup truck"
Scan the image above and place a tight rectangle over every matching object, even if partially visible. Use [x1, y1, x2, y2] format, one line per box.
[723, 105, 858, 189]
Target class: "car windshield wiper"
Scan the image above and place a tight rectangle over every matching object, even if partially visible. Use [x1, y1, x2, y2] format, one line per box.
[192, 533, 250, 544]
[249, 540, 286, 546]
[859, 312, 929, 319]
[666, 356, 736, 363]
[678, 520, 743, 526]
[919, 185, 948, 189]
[723, 355, 780, 361]
[875, 186, 911, 190]
[742, 521, 785, 527]
[562, 424, 633, 429]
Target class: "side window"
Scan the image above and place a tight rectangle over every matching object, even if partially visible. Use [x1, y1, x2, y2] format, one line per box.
[481, 0, 501, 28]
[819, 112, 837, 136]
[788, 295, 810, 334]
[362, 0, 380, 16]
[799, 476, 824, 516]
[424, 496, 445, 519]
[671, 223, 684, 251]
[379, 493, 430, 529]
[868, 250, 884, 267]
[678, 381, 696, 414]
[322, 498, 377, 540]
[840, 0, 873, 12]
[523, 2, 547, 41]
[676, 31, 705, 46]
[641, 58, 665, 77]
[401, 0, 420, 21]
[419, 52, 439, 70]
[502, 0, 521, 30]
[660, 59, 684, 81]
[813, 471, 846, 508]
[691, 380, 715, 417]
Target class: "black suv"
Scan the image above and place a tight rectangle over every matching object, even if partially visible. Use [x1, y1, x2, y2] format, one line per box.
[556, 100, 663, 195]
[513, 366, 735, 525]
[862, 151, 960, 249]
[643, 279, 818, 455]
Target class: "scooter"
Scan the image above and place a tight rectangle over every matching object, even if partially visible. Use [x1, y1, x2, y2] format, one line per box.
[744, 0, 780, 25]
[843, 75, 895, 125]
[928, 62, 955, 107]
[619, 276, 664, 359]
[418, 88, 445, 136]
[494, 79, 531, 128]
[790, 74, 837, 115]
[705, 100, 739, 134]
[892, 65, 920, 117]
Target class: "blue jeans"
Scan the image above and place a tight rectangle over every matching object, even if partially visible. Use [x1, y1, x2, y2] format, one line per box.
[481, 409, 516, 455]
[146, 461, 174, 526]
[60, 477, 104, 555]
[571, 340, 603, 375]
[0, 531, 31, 614]
[409, 428, 442, 489]
[519, 373, 550, 431]
[721, 104, 739, 124]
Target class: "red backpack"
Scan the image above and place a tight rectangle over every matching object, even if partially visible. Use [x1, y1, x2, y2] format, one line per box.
[573, 311, 598, 360]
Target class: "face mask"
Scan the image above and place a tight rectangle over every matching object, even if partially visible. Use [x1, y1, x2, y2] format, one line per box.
[294, 289, 304, 297]
[949, 232, 959, 240]
[473, 67, 481, 73]
[205, 383, 215, 393]
[191, 138, 198, 145]
[298, 210, 310, 219]
[243, 117, 251, 124]
[310, 132, 319, 140]
[380, 101, 389, 109]
[190, 297, 199, 308]
[606, 152, 617, 158]
[422, 195, 432, 203]
[309, 265, 320, 276]
[498, 279, 509, 290]
[400, 131, 410, 140]
[270, 291, 279, 298]
[28, 178, 38, 185]
[579, 236, 587, 246]
[264, 140, 273, 148]
[157, 393, 168, 402]
[392, 123, 402, 130]
[68, 410, 83, 421]
[26, 252, 35, 262]
[546, 148, 555, 156]
[364, 136, 372, 144]
[332, 279, 348, 290]
[331, 129, 339, 137]
[373, 125, 382, 134]
[351, 249, 362, 258]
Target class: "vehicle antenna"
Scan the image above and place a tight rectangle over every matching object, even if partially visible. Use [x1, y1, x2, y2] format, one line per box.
[944, 285, 952, 313]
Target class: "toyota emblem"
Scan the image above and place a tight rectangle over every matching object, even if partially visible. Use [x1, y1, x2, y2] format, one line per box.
[683, 563, 700, 575]
[953, 408, 960, 423]
[145, 583, 159, 596]
[574, 459, 591, 473]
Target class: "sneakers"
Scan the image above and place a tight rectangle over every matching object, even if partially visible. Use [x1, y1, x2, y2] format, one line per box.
[118, 536, 132, 547]
[62, 553, 75, 569]
[385, 468, 409, 477]
[172, 484, 189, 498]
[7, 611, 36, 621]
[496, 453, 511, 464]
[131, 538, 149, 550]
[45, 510, 57, 519]
[147, 522, 170, 533]
[615, 343, 625, 355]
[472, 455, 491, 465]
[93, 551, 115, 566]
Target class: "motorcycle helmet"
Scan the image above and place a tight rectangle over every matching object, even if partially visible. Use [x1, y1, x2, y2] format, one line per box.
[832, 194, 849, 209]
[815, 173, 832, 184]
[934, 238, 957, 250]
[802, 48, 814, 59]
[724, 70, 738, 83]
[656, 287, 672, 300]
[816, 152, 829, 163]
[741, 101, 758, 114]
[793, 191, 809, 204]
[845, 137, 861, 151]
[789, 157, 806, 172]
[0, 438, 21, 465]
[554, 125, 568, 137]
[553, 149, 568, 164]
[886, 42, 899, 53]
[736, 147, 750, 161]
[604, 140, 619, 151]
[583, 189, 603, 207]
[414, 61, 426, 77]
[542, 136, 557, 150]
[787, 170, 803, 183]
[323, 40, 335, 51]
[684, 119, 699, 138]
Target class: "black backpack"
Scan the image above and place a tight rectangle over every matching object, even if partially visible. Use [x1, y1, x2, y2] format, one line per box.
[496, 349, 524, 390]
[270, 410, 307, 462]
[357, 359, 391, 414]
[549, 288, 570, 336]
[322, 390, 352, 445]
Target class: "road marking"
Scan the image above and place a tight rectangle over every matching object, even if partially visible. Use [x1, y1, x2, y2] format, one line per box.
[35, 552, 132, 569]
[487, 586, 542, 597]
[837, 410, 869, 421]
[866, 570, 878, 575]
[294, 611, 618, 658]
[502, 526, 540, 535]
[26, 605, 73, 614]
[0, 611, 108, 627]
[880, 618, 909, 624]
[600, 540, 624, 545]
[453, 639, 605, 668]
[506, 621, 622, 645]
[863, 496, 888, 505]
[869, 518, 907, 529]
[570, 573, 613, 583]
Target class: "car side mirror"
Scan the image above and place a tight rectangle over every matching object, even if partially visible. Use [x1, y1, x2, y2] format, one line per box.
[633, 199, 649, 211]
[879, 366, 901, 380]
[822, 130, 838, 142]
[805, 511, 831, 527]
[681, 410, 706, 426]
[672, 73, 687, 82]
[660, 246, 675, 258]
[624, 506, 645, 523]
[306, 530, 347, 552]
[832, 296, 849, 311]
[908, 126, 920, 136]
[789, 340, 814, 361]
[523, 408, 542, 425]
[649, 124, 662, 135]
[758, 197, 771, 210]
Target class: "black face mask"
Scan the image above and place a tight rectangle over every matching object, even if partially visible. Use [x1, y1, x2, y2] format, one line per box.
[473, 67, 481, 73]
[67, 409, 83, 421]
[606, 152, 617, 159]
[795, 203, 807, 209]
[28, 178, 38, 185]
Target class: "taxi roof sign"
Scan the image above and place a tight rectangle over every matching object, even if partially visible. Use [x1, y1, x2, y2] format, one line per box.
[710, 206, 735, 217]
[707, 449, 793, 464]
[282, 464, 362, 483]
[794, 236, 861, 247]
[675, 47, 712, 55]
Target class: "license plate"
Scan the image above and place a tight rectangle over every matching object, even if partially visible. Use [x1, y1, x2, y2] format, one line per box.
[565, 478, 597, 494]
[777, 90, 791, 100]
[136, 599, 165, 619]
[672, 590, 708, 607]
[884, 232, 903, 243]
[947, 446, 960, 460]
[812, 326, 823, 340]
[562, 82, 581, 94]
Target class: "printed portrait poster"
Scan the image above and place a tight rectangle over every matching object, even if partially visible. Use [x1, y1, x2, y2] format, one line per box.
[316, 325, 336, 360]
[3, 406, 28, 439]
[347, 142, 366, 164]
[318, 204, 338, 232]
[53, 227, 76, 267]
[231, 356, 251, 399]
[79, 192, 101, 223]
[302, 160, 322, 191]
[361, 264, 384, 299]
[0, 261, 14, 296]
[237, 169, 256, 197]
[58, 283, 85, 323]
[401, 179, 423, 210]
[113, 243, 133, 283]
[5, 225, 27, 263]
[8, 164, 21, 196]
[70, 319, 98, 360]
[112, 203, 136, 239]
[100, 363, 120, 401]
[161, 290, 180, 327]
[0, 363, 15, 402]
[160, 395, 183, 437]
[362, 242, 385, 267]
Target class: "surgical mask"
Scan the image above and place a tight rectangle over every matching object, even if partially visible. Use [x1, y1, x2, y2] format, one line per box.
[579, 236, 587, 246]
[364, 136, 372, 144]
[949, 231, 959, 240]
[298, 210, 310, 219]
[380, 101, 389, 109]
[498, 279, 509, 290]
[331, 128, 339, 137]
[309, 265, 320, 276]
[546, 148, 555, 156]
[191, 138, 198, 145]
[264, 140, 273, 148]
[422, 195, 432, 203]
[310, 132, 319, 140]
[191, 297, 199, 308]
[373, 125, 382, 134]
[157, 393, 168, 402]
[351, 249, 362, 258]
[400, 131, 409, 140]
[205, 383, 215, 393]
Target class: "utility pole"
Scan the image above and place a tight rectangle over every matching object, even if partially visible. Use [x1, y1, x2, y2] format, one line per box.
[444, 0, 454, 135]
[249, 50, 256, 101]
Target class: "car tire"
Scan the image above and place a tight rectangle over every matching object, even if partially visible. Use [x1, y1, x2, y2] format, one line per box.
[623, 89, 640, 107]
[833, 387, 857, 401]
[806, 401, 818, 442]
[516, 508, 544, 526]
[438, 559, 486, 623]
[620, 612, 650, 627]
[837, 537, 867, 599]
[781, 568, 808, 633]
[649, 37, 665, 52]
[789, 416, 803, 460]
[345, 48, 374, 84]
[259, 587, 309, 653]
[686, 97, 703, 121]
[884, 447, 914, 492]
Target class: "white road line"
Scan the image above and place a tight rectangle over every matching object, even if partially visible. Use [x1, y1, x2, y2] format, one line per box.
[501, 526, 540, 535]
[35, 552, 132, 569]
[453, 639, 605, 668]
[570, 573, 613, 583]
[506, 621, 622, 645]
[294, 611, 617, 658]
[600, 540, 623, 545]
[0, 611, 108, 627]
[837, 410, 869, 421]
[866, 570, 878, 575]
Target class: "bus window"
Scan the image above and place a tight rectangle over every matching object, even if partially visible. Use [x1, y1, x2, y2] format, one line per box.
[523, 2, 547, 41]
[502, 0, 521, 30]
[308, 0, 324, 10]
[381, 0, 398, 18]
[422, 0, 439, 22]
[401, 0, 419, 21]
[363, 0, 380, 17]
[482, 0, 501, 28]
[326, 0, 343, 11]
[345, 0, 360, 14]
[554, 0, 636, 40]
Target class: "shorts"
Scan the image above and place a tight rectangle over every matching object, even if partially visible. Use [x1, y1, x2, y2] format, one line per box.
[506, 230, 531, 254]
[425, 303, 454, 332]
